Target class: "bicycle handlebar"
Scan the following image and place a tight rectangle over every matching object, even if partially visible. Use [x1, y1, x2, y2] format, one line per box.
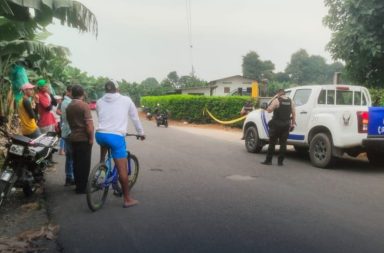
[126, 133, 145, 140]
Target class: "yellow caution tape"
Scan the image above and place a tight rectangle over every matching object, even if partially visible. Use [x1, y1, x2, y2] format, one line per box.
[204, 108, 246, 125]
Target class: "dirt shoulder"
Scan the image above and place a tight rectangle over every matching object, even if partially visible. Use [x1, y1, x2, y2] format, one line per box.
[0, 172, 59, 252]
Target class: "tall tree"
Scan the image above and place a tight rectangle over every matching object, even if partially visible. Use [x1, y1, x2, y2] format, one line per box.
[167, 71, 179, 87]
[324, 0, 384, 87]
[178, 75, 207, 88]
[242, 51, 275, 81]
[285, 49, 344, 84]
[140, 77, 161, 95]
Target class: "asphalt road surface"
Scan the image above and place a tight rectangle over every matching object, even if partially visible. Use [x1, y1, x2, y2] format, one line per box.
[46, 117, 384, 253]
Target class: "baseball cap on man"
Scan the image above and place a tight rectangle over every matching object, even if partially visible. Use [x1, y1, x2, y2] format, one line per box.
[36, 79, 47, 87]
[105, 80, 119, 92]
[21, 83, 35, 90]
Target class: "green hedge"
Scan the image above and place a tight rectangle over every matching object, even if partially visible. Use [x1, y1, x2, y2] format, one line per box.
[141, 95, 256, 126]
[369, 88, 384, 106]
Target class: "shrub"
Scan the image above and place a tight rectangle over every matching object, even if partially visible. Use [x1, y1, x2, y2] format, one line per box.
[141, 95, 257, 126]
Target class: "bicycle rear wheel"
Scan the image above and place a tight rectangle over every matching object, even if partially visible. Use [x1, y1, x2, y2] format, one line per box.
[86, 163, 110, 211]
[128, 154, 139, 189]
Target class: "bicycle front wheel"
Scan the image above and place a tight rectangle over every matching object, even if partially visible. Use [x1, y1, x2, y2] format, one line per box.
[86, 163, 110, 211]
[128, 154, 139, 189]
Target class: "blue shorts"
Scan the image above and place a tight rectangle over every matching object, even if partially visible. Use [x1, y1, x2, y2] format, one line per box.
[95, 132, 127, 159]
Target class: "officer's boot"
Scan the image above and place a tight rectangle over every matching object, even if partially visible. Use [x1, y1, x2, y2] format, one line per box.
[261, 154, 273, 165]
[277, 156, 284, 166]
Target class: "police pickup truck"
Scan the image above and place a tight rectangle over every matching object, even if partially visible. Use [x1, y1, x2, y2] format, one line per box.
[362, 107, 384, 165]
[243, 84, 372, 168]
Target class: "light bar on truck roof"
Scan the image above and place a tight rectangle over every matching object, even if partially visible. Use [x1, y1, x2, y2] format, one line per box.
[336, 86, 350, 91]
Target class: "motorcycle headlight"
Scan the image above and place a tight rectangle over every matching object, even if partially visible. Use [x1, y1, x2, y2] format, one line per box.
[9, 144, 24, 156]
[0, 169, 14, 181]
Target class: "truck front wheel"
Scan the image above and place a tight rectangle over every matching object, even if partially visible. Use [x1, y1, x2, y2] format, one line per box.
[245, 126, 263, 153]
[309, 133, 334, 168]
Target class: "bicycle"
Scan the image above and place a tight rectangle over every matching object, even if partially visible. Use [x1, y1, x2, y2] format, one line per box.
[86, 134, 141, 211]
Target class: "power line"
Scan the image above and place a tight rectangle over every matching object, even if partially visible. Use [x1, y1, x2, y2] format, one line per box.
[186, 0, 195, 76]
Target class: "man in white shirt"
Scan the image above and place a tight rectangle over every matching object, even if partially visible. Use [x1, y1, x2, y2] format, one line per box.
[95, 80, 145, 208]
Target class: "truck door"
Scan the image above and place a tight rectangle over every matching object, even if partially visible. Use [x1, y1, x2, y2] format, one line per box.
[289, 89, 313, 141]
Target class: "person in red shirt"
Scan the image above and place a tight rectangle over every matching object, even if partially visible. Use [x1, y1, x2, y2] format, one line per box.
[35, 79, 57, 133]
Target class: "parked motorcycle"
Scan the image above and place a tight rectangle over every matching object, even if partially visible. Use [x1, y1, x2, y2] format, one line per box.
[156, 112, 168, 127]
[143, 107, 153, 120]
[0, 118, 59, 206]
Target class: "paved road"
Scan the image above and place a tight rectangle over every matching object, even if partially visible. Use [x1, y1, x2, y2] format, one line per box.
[46, 118, 384, 253]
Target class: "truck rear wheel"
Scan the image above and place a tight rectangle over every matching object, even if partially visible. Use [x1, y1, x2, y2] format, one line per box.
[245, 126, 263, 153]
[309, 133, 334, 168]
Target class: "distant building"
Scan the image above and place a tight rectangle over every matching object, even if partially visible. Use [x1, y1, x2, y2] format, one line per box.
[179, 75, 254, 96]
[179, 85, 213, 96]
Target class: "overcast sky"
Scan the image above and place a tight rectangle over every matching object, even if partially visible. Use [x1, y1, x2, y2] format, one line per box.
[46, 0, 333, 83]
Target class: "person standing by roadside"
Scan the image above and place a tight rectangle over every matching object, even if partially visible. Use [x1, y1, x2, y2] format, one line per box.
[35, 79, 57, 133]
[240, 100, 254, 116]
[18, 83, 41, 139]
[54, 95, 65, 155]
[66, 85, 94, 194]
[95, 80, 145, 208]
[60, 85, 75, 186]
[261, 89, 296, 166]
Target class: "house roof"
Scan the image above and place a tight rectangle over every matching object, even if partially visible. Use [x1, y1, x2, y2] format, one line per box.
[177, 85, 216, 91]
[208, 75, 254, 84]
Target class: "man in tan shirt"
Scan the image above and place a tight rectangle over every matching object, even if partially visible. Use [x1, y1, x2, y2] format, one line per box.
[66, 85, 94, 194]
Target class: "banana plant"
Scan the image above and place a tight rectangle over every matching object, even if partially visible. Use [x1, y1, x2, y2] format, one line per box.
[0, 0, 98, 36]
[0, 0, 98, 118]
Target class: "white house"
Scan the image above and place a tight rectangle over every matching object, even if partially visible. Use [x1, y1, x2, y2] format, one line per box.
[179, 86, 213, 96]
[180, 75, 254, 96]
[209, 75, 254, 96]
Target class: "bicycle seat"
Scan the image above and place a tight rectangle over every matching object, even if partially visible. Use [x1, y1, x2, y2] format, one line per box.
[11, 134, 32, 145]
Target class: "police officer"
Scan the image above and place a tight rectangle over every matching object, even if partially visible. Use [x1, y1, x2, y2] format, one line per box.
[261, 89, 296, 166]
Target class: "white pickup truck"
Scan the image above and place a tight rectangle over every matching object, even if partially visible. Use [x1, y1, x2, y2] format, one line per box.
[243, 84, 372, 168]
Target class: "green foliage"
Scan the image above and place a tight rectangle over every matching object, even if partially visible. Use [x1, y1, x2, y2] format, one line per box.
[160, 71, 207, 90]
[0, 0, 98, 118]
[140, 77, 161, 95]
[265, 81, 294, 96]
[274, 72, 291, 83]
[324, 0, 384, 87]
[369, 88, 384, 106]
[0, 0, 98, 36]
[141, 95, 255, 126]
[285, 49, 344, 84]
[120, 81, 141, 105]
[178, 75, 208, 88]
[167, 71, 179, 87]
[242, 51, 275, 81]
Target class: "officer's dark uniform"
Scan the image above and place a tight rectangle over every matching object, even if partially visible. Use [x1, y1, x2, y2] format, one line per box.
[263, 96, 292, 166]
